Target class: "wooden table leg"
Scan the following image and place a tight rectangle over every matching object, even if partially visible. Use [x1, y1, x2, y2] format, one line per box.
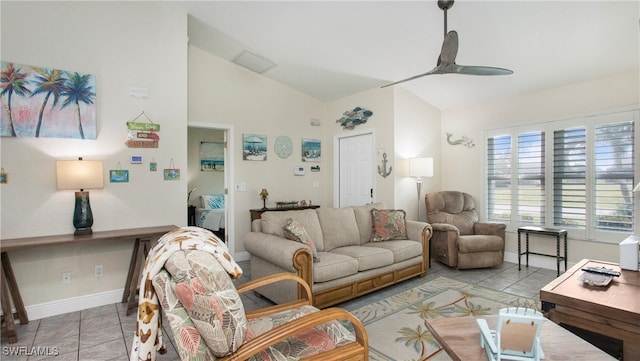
[1, 251, 29, 343]
[125, 239, 151, 316]
[121, 239, 141, 303]
[1, 258, 17, 343]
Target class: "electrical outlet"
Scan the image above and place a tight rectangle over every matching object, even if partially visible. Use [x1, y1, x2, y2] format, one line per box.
[62, 272, 71, 284]
[95, 265, 103, 278]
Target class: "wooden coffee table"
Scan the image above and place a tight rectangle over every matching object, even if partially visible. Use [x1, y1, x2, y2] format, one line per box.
[426, 315, 616, 361]
[540, 259, 640, 361]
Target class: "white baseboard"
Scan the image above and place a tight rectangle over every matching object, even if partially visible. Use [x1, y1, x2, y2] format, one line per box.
[235, 251, 250, 262]
[25, 288, 124, 321]
[504, 251, 575, 272]
[18, 251, 559, 321]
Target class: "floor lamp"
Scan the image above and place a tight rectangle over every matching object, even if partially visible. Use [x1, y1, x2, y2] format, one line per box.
[409, 157, 433, 221]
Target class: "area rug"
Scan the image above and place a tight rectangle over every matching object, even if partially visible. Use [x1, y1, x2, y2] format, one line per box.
[349, 277, 540, 361]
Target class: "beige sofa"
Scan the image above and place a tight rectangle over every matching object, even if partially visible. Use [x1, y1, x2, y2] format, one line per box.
[244, 202, 432, 309]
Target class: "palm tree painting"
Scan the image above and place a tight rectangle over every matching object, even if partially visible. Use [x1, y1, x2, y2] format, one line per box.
[0, 61, 96, 139]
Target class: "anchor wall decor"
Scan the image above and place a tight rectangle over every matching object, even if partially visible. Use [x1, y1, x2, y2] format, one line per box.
[378, 152, 392, 178]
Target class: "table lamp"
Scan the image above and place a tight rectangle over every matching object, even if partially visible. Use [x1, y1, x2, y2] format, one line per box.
[57, 158, 104, 235]
[409, 157, 433, 221]
[260, 188, 269, 209]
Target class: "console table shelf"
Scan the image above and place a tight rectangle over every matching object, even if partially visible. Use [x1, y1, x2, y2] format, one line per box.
[0, 225, 176, 344]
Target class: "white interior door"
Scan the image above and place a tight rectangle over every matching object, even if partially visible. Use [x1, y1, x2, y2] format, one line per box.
[338, 132, 374, 207]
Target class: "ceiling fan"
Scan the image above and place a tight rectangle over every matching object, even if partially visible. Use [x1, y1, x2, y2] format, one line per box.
[382, 0, 513, 88]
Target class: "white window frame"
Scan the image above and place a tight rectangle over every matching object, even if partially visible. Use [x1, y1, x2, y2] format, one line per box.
[483, 109, 639, 244]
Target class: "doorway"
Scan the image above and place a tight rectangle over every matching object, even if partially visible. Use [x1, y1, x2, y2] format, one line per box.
[187, 122, 235, 256]
[334, 131, 375, 207]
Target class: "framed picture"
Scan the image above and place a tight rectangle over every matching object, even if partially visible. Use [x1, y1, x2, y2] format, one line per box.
[110, 169, 129, 183]
[243, 134, 267, 161]
[164, 168, 180, 181]
[200, 141, 224, 171]
[302, 138, 321, 162]
[130, 155, 143, 164]
[1, 61, 97, 139]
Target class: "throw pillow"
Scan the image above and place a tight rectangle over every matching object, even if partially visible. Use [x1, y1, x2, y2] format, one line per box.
[370, 208, 408, 242]
[200, 194, 224, 209]
[283, 218, 319, 262]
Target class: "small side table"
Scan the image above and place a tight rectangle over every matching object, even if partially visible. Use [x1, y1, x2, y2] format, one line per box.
[188, 205, 196, 226]
[517, 226, 567, 276]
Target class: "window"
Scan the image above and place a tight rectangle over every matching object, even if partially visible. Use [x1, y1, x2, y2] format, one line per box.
[487, 135, 512, 222]
[518, 131, 545, 224]
[553, 127, 586, 228]
[485, 110, 638, 242]
[594, 121, 635, 232]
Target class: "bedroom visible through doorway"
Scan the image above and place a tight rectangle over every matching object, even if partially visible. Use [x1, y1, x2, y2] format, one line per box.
[187, 123, 234, 255]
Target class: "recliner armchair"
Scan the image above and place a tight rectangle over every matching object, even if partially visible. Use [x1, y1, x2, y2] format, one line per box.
[425, 191, 506, 269]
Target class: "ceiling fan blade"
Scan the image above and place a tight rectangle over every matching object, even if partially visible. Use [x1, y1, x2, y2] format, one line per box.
[380, 68, 439, 88]
[382, 31, 458, 88]
[454, 64, 514, 76]
[438, 31, 458, 66]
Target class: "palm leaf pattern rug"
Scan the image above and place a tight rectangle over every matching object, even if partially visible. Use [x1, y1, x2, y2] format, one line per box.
[349, 277, 540, 361]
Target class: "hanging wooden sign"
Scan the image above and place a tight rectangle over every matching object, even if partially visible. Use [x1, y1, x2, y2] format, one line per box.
[125, 111, 160, 148]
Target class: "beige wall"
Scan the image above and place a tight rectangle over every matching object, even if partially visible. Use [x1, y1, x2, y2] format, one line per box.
[393, 88, 441, 222]
[1, 1, 188, 317]
[188, 46, 328, 254]
[440, 70, 640, 265]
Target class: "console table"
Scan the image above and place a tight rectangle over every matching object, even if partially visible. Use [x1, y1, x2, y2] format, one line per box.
[250, 205, 320, 222]
[0, 225, 176, 343]
[517, 226, 567, 276]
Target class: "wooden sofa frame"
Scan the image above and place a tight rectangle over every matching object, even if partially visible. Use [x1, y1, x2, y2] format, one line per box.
[289, 225, 432, 309]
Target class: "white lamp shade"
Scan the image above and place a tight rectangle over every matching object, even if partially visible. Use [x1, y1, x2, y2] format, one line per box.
[57, 160, 104, 190]
[409, 157, 433, 178]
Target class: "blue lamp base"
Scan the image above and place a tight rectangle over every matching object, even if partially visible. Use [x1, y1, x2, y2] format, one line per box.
[73, 191, 94, 235]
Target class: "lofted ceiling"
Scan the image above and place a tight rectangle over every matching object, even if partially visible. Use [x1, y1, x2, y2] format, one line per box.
[178, 1, 639, 110]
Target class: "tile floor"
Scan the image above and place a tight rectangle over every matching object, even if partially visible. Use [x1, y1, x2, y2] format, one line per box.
[1, 260, 558, 361]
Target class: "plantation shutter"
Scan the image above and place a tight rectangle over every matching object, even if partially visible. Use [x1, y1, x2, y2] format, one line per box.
[518, 132, 545, 224]
[553, 127, 586, 228]
[594, 121, 635, 232]
[487, 135, 512, 222]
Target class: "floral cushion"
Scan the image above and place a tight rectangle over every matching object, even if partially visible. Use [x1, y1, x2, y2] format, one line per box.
[160, 250, 246, 357]
[283, 218, 319, 262]
[370, 208, 408, 242]
[246, 305, 356, 361]
[153, 269, 218, 360]
[201, 194, 225, 209]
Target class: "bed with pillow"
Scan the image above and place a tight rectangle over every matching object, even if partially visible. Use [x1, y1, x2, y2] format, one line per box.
[244, 202, 432, 309]
[196, 194, 226, 231]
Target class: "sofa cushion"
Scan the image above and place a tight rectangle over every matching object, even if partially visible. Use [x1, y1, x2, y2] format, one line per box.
[261, 209, 324, 251]
[316, 207, 360, 251]
[458, 235, 504, 253]
[312, 252, 359, 283]
[331, 246, 394, 271]
[352, 202, 386, 245]
[363, 240, 422, 263]
[370, 209, 408, 242]
[245, 305, 355, 360]
[283, 218, 319, 262]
